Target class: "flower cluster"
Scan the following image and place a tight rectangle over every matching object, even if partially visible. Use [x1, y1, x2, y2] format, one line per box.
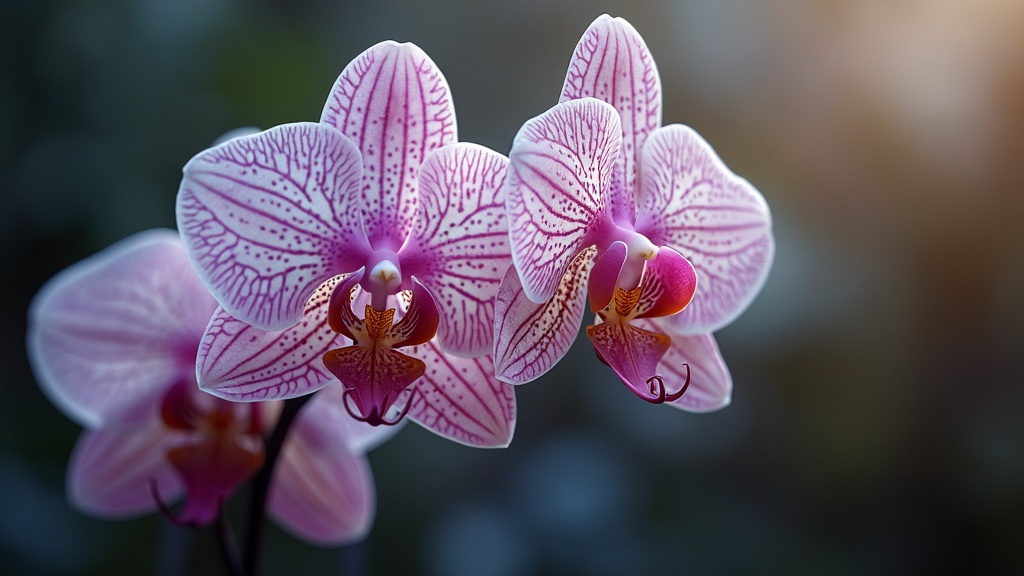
[26, 13, 773, 570]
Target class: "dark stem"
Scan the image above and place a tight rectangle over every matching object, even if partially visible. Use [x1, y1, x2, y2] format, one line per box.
[214, 505, 245, 576]
[242, 394, 314, 576]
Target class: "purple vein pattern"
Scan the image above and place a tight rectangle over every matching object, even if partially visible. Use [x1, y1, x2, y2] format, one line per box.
[635, 126, 774, 334]
[322, 41, 457, 251]
[198, 276, 349, 402]
[493, 247, 596, 384]
[407, 144, 510, 357]
[562, 14, 661, 223]
[493, 15, 772, 411]
[177, 123, 365, 331]
[404, 344, 516, 447]
[178, 40, 516, 445]
[506, 98, 620, 303]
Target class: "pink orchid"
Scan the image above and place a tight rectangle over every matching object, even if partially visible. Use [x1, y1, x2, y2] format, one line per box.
[494, 15, 774, 411]
[27, 230, 391, 545]
[176, 41, 516, 446]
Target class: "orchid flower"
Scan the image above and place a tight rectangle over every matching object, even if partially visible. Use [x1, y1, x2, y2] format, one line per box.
[27, 230, 391, 545]
[494, 15, 774, 411]
[176, 41, 516, 447]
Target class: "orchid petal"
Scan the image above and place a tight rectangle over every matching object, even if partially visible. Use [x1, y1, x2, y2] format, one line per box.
[68, 419, 183, 518]
[406, 143, 511, 356]
[176, 122, 367, 331]
[391, 279, 440, 347]
[634, 246, 697, 319]
[635, 125, 774, 333]
[561, 14, 662, 221]
[268, 388, 378, 545]
[588, 241, 627, 313]
[27, 230, 215, 428]
[506, 98, 621, 303]
[635, 320, 732, 412]
[321, 41, 457, 250]
[586, 321, 671, 399]
[197, 276, 354, 402]
[402, 344, 516, 448]
[493, 247, 596, 384]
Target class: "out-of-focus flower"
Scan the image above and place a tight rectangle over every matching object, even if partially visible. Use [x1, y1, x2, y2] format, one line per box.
[494, 15, 774, 411]
[176, 41, 515, 447]
[27, 229, 390, 545]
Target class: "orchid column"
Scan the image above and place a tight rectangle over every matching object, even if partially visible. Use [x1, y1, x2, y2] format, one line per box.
[177, 41, 516, 447]
[493, 15, 775, 411]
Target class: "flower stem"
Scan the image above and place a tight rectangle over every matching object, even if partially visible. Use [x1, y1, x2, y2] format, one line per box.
[214, 506, 244, 576]
[242, 394, 313, 576]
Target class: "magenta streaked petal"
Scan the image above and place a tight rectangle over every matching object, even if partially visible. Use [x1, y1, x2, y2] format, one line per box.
[634, 246, 697, 319]
[321, 41, 457, 250]
[561, 14, 662, 221]
[176, 122, 367, 332]
[588, 241, 627, 313]
[268, 391, 377, 546]
[586, 320, 671, 398]
[635, 125, 774, 333]
[506, 98, 621, 303]
[27, 230, 215, 428]
[68, 420, 184, 519]
[493, 247, 595, 385]
[635, 320, 732, 412]
[402, 344, 516, 448]
[197, 277, 353, 402]
[406, 143, 511, 356]
[392, 279, 440, 348]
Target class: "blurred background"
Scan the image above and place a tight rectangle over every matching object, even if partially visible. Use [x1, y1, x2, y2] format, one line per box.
[3, 0, 1023, 574]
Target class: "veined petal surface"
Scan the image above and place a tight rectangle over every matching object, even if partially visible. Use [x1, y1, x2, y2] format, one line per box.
[407, 143, 511, 356]
[635, 125, 774, 333]
[68, 419, 184, 518]
[506, 98, 621, 303]
[493, 247, 595, 385]
[198, 277, 351, 402]
[321, 41, 457, 250]
[586, 321, 671, 397]
[269, 385, 378, 546]
[27, 230, 214, 428]
[635, 321, 732, 412]
[177, 122, 366, 331]
[561, 14, 661, 221]
[402, 344, 516, 448]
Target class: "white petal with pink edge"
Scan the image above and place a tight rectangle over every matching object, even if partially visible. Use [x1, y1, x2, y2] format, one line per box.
[635, 124, 774, 334]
